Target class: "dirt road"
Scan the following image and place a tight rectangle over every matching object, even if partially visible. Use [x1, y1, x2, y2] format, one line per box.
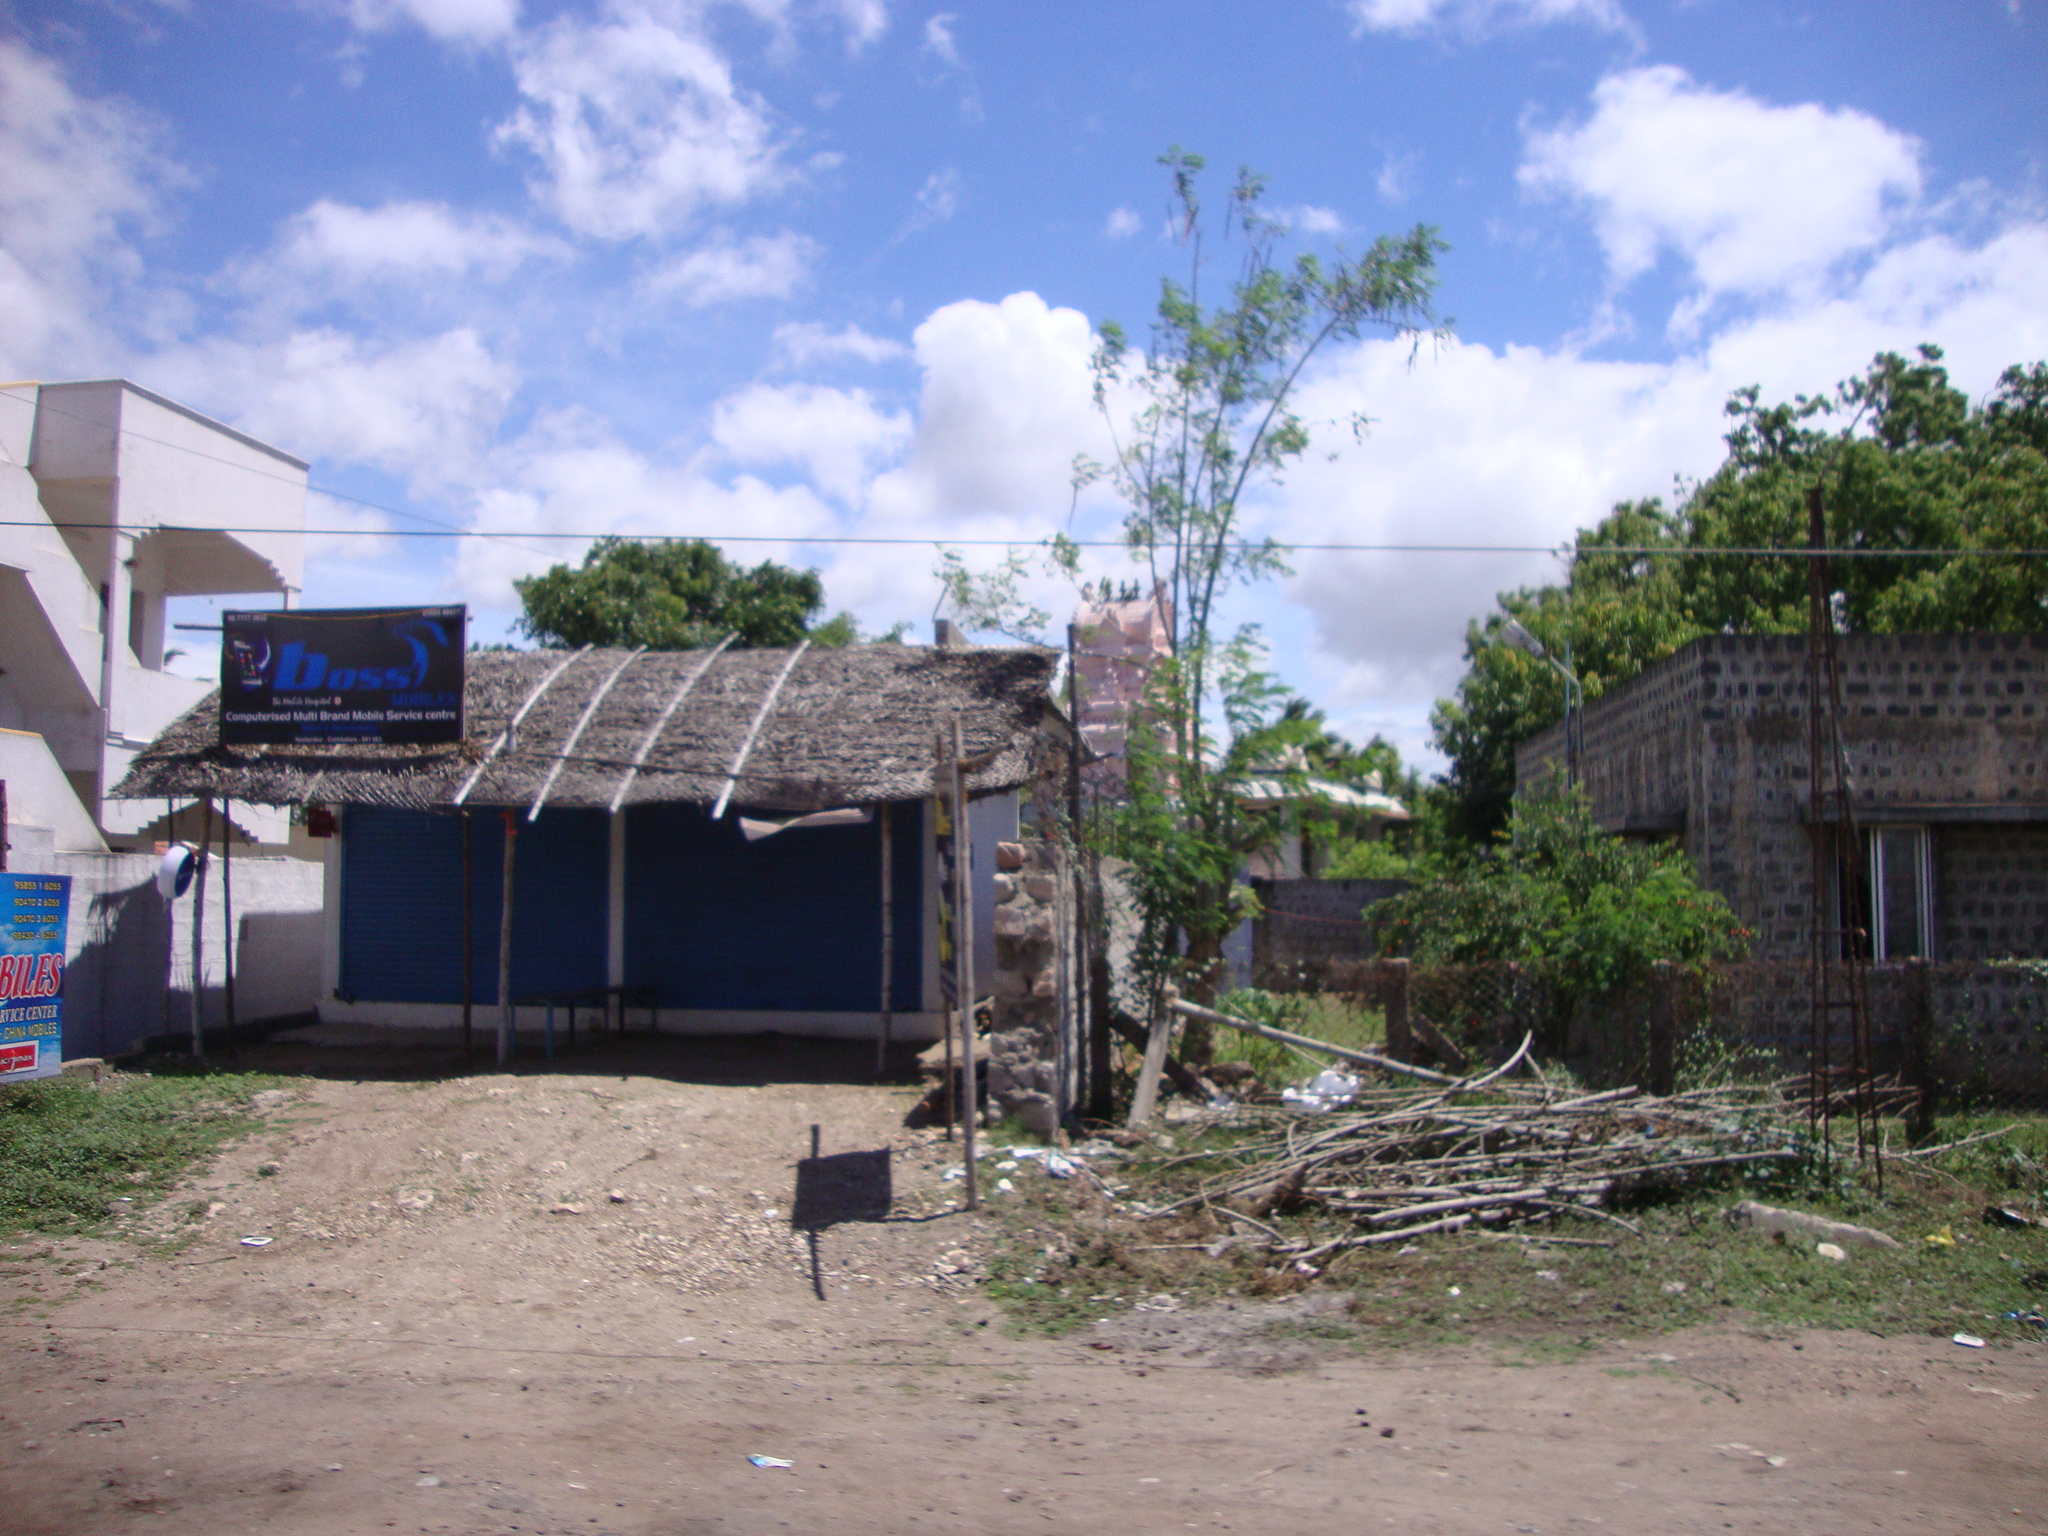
[3, 1037, 2041, 1534]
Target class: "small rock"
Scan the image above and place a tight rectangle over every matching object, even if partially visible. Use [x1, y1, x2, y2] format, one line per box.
[1815, 1242, 1847, 1262]
[608, 1190, 627, 1204]
[415, 1475, 442, 1487]
[1661, 1281, 1687, 1296]
[550, 1203, 585, 1216]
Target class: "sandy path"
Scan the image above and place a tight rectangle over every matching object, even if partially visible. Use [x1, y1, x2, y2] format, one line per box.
[3, 1042, 2042, 1534]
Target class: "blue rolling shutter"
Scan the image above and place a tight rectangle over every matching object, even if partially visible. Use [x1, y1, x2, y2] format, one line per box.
[626, 800, 922, 1013]
[341, 806, 608, 1004]
[340, 807, 463, 1002]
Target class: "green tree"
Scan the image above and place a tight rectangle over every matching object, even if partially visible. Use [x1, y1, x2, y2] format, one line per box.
[514, 536, 873, 650]
[940, 152, 1444, 1054]
[1433, 347, 2048, 843]
[1086, 151, 1444, 1045]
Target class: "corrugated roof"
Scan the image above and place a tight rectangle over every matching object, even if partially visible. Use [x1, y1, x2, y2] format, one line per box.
[112, 644, 1060, 814]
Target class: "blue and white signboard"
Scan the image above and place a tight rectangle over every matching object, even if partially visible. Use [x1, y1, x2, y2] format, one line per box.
[220, 605, 466, 745]
[0, 874, 70, 1082]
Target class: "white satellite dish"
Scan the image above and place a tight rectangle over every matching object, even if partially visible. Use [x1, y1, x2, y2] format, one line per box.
[156, 843, 198, 900]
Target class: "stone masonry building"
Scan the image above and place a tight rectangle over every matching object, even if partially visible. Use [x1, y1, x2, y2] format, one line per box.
[1516, 633, 2047, 963]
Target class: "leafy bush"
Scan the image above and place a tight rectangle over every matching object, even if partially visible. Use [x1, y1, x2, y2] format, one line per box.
[1370, 791, 1748, 1011]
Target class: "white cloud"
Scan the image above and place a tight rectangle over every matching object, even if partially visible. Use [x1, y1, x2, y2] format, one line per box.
[867, 290, 1106, 525]
[822, 0, 888, 50]
[711, 381, 911, 503]
[1348, 0, 1627, 34]
[452, 409, 838, 614]
[327, 0, 521, 45]
[922, 12, 961, 66]
[1375, 148, 1416, 204]
[495, 6, 790, 241]
[150, 327, 519, 485]
[1521, 66, 1924, 303]
[1249, 213, 2048, 766]
[896, 167, 960, 237]
[642, 230, 818, 305]
[1282, 204, 1345, 236]
[0, 39, 186, 374]
[771, 320, 909, 366]
[246, 199, 566, 293]
[1104, 206, 1142, 240]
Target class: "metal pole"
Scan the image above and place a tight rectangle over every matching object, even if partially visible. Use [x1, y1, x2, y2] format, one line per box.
[876, 801, 893, 1078]
[497, 809, 517, 1067]
[190, 796, 212, 1061]
[952, 716, 978, 1210]
[461, 810, 474, 1067]
[220, 795, 236, 1059]
[1, 778, 8, 871]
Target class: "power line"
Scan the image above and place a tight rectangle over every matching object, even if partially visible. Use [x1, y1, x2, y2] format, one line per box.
[4, 519, 2045, 558]
[6, 390, 2046, 559]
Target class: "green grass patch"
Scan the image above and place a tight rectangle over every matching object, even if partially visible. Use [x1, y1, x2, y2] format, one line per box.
[1210, 989, 1384, 1087]
[0, 1066, 287, 1236]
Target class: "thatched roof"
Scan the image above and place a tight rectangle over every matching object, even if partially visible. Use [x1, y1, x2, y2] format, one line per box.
[113, 644, 1061, 814]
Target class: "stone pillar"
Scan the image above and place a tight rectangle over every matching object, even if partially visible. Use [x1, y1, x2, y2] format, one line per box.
[987, 837, 1064, 1137]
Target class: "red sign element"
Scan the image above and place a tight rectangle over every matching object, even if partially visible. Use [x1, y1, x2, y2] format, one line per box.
[0, 1042, 39, 1075]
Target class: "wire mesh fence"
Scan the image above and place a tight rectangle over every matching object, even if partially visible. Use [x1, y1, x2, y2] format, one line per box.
[1310, 956, 2048, 1112]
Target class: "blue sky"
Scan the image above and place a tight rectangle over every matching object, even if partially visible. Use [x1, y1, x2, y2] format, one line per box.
[4, 0, 2045, 767]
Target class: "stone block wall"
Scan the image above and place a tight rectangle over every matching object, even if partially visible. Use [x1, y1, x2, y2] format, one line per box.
[1250, 876, 1412, 990]
[1519, 634, 2048, 962]
[985, 837, 1068, 1134]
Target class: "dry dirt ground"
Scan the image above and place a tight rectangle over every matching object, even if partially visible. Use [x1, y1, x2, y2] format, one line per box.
[3, 1034, 2043, 1535]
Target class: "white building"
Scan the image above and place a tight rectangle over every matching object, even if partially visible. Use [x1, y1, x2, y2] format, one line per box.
[1, 379, 324, 1059]
[1, 378, 306, 860]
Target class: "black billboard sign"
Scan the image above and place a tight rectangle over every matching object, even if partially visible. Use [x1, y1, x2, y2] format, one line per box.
[220, 606, 466, 745]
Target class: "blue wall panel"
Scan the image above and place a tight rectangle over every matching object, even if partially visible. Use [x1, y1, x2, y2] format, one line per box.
[340, 807, 608, 1004]
[626, 801, 922, 1013]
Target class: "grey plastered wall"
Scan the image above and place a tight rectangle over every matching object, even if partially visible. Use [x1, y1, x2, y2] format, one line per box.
[1519, 634, 2048, 962]
[13, 843, 324, 1058]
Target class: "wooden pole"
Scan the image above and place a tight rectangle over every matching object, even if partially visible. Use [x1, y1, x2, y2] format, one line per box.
[1648, 960, 1677, 1096]
[1382, 957, 1412, 1064]
[952, 716, 978, 1210]
[190, 796, 212, 1061]
[876, 802, 893, 1078]
[496, 809, 517, 1066]
[935, 730, 955, 1141]
[460, 810, 474, 1067]
[1127, 992, 1176, 1126]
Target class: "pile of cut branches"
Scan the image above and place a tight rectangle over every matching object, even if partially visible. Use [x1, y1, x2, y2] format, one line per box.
[1150, 1033, 1811, 1268]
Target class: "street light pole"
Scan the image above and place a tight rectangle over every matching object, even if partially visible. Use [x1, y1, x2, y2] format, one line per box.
[1501, 619, 1582, 791]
